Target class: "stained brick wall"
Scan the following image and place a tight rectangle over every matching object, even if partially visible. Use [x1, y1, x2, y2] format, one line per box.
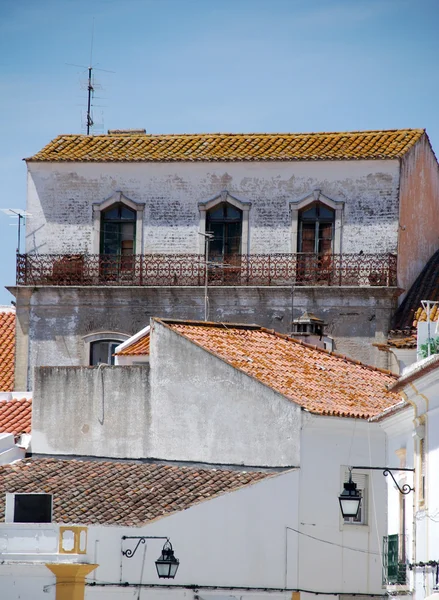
[26, 160, 401, 256]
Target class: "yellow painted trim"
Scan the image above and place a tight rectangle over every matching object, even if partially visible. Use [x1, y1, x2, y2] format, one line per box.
[59, 526, 88, 554]
[46, 564, 98, 600]
[409, 382, 430, 411]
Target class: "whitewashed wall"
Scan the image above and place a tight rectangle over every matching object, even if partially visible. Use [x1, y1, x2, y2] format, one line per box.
[299, 414, 387, 594]
[0, 443, 387, 599]
[380, 357, 439, 600]
[26, 160, 400, 256]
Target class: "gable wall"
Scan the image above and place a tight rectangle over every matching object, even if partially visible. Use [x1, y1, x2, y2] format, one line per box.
[398, 135, 439, 296]
[26, 159, 400, 255]
[149, 319, 301, 466]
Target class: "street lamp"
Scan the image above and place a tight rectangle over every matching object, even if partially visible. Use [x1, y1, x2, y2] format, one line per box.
[122, 535, 180, 579]
[338, 465, 415, 519]
[155, 540, 180, 579]
[339, 470, 362, 519]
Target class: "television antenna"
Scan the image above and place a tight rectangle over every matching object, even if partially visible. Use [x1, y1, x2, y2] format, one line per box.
[0, 209, 32, 253]
[66, 20, 114, 134]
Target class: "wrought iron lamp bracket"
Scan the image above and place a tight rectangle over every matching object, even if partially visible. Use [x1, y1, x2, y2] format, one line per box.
[383, 469, 414, 495]
[350, 466, 415, 495]
[121, 535, 169, 559]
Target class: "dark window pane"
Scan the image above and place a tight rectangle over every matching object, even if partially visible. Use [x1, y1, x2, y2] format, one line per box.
[319, 205, 334, 219]
[207, 205, 226, 221]
[301, 205, 317, 220]
[121, 207, 136, 220]
[225, 222, 242, 255]
[90, 340, 119, 365]
[14, 494, 52, 523]
[103, 207, 119, 220]
[225, 205, 242, 220]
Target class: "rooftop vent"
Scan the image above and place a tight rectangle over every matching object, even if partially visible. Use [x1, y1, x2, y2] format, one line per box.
[107, 129, 147, 136]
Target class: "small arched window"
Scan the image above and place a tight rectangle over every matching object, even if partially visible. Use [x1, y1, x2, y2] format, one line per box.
[90, 339, 121, 366]
[298, 203, 335, 254]
[100, 204, 136, 256]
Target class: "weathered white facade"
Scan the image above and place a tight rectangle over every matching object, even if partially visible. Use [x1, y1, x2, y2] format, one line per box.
[26, 160, 401, 256]
[378, 355, 439, 600]
[12, 129, 439, 388]
[0, 460, 386, 600]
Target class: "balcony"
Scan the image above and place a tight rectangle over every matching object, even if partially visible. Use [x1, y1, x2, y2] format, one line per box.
[16, 252, 397, 288]
[0, 523, 88, 562]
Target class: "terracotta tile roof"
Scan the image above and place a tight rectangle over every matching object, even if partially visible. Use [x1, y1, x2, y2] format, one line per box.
[159, 319, 399, 420]
[374, 336, 417, 352]
[0, 458, 272, 525]
[26, 129, 424, 163]
[0, 310, 15, 391]
[413, 304, 439, 327]
[392, 249, 439, 332]
[117, 333, 150, 356]
[0, 398, 32, 436]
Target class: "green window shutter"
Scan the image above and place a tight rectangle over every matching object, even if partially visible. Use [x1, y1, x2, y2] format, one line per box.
[387, 534, 399, 584]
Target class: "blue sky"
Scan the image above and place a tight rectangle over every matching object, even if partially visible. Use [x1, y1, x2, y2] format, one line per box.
[1, 0, 438, 304]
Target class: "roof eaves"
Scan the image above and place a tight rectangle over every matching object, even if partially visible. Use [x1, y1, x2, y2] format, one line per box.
[368, 398, 408, 422]
[115, 325, 150, 354]
[387, 354, 439, 392]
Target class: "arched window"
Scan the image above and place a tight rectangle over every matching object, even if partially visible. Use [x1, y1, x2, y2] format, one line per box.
[298, 203, 335, 255]
[206, 202, 243, 260]
[100, 204, 136, 256]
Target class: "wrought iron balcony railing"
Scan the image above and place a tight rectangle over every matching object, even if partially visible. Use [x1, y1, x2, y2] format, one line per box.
[16, 252, 397, 287]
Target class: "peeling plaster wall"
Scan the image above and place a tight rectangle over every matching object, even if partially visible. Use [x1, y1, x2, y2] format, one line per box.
[26, 160, 400, 255]
[32, 365, 151, 458]
[398, 134, 439, 295]
[15, 285, 398, 389]
[31, 324, 300, 466]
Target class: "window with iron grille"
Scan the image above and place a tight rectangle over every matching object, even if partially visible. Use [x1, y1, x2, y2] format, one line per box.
[383, 534, 407, 585]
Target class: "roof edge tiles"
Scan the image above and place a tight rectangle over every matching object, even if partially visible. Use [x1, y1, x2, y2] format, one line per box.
[154, 318, 397, 378]
[26, 129, 425, 163]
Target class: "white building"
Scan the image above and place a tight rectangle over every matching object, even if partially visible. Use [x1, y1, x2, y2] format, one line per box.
[377, 354, 439, 600]
[10, 128, 439, 387]
[0, 318, 404, 599]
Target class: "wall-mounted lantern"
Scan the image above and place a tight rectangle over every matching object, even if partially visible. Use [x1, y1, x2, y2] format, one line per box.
[338, 466, 415, 520]
[122, 535, 180, 579]
[155, 540, 180, 579]
[338, 470, 362, 519]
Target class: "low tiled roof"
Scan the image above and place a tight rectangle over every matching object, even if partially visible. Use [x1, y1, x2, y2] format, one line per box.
[413, 304, 439, 327]
[0, 458, 272, 525]
[26, 129, 424, 163]
[0, 310, 15, 391]
[159, 320, 399, 420]
[392, 249, 439, 332]
[116, 333, 150, 356]
[0, 398, 32, 436]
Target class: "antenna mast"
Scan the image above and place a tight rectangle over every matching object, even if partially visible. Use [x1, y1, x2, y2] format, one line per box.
[87, 66, 94, 135]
